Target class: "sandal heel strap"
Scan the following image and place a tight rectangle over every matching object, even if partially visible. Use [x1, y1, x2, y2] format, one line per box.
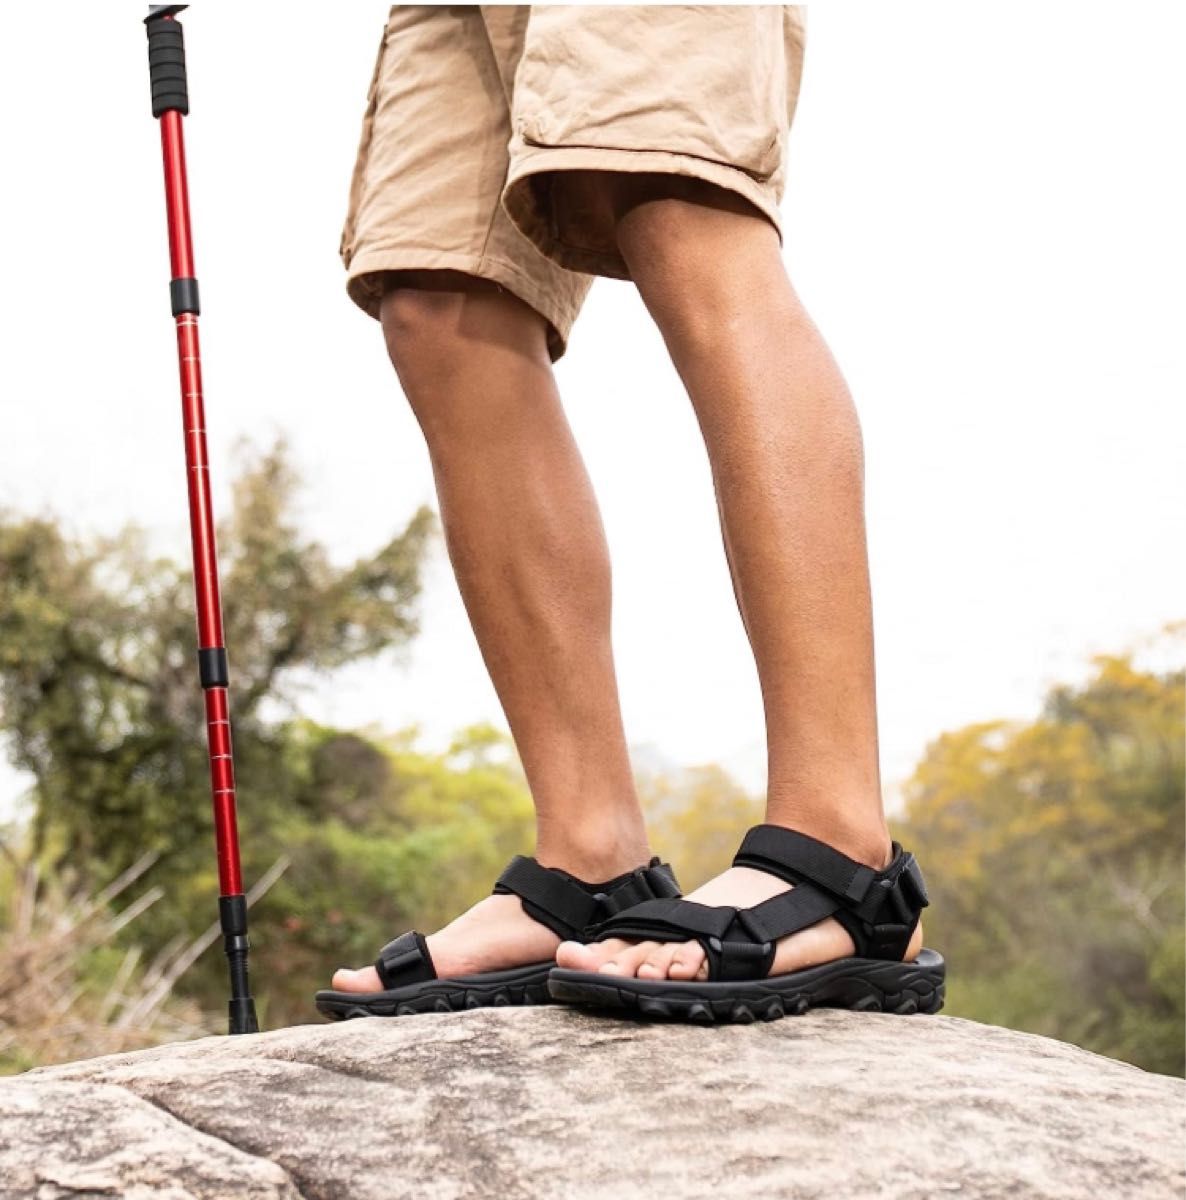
[845, 849, 930, 959]
[493, 856, 601, 940]
[493, 854, 685, 941]
[594, 858, 682, 920]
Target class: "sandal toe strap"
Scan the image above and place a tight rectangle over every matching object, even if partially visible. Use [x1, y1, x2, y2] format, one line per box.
[593, 898, 779, 982]
[374, 930, 436, 990]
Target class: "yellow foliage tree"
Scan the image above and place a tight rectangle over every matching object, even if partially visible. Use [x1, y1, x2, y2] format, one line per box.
[900, 646, 1184, 1076]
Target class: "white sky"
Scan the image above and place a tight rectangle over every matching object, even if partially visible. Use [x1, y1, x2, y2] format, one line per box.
[0, 5, 1183, 821]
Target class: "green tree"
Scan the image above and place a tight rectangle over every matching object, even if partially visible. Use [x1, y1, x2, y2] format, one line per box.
[0, 441, 434, 1019]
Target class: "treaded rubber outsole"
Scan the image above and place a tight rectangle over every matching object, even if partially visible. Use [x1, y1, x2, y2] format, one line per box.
[547, 947, 946, 1025]
[315, 961, 555, 1020]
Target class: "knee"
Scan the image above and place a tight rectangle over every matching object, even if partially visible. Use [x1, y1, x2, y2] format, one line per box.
[378, 281, 551, 453]
[379, 283, 529, 439]
[380, 277, 549, 384]
[380, 288, 489, 450]
[614, 183, 789, 349]
[380, 287, 465, 393]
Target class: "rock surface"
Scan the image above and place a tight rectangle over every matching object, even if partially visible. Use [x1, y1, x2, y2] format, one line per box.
[1, 1008, 1183, 1199]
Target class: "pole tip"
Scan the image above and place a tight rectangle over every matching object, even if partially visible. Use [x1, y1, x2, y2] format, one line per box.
[229, 996, 260, 1035]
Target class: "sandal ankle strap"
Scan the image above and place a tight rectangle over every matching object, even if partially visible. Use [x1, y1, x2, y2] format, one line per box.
[734, 825, 928, 912]
[493, 854, 681, 941]
[734, 824, 930, 959]
[594, 858, 682, 918]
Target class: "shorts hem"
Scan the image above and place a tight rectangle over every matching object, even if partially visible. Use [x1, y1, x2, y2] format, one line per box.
[502, 144, 785, 280]
[344, 246, 579, 362]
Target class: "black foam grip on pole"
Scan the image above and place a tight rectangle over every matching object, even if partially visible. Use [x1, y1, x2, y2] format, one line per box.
[145, 10, 189, 117]
[197, 647, 228, 688]
[171, 277, 200, 316]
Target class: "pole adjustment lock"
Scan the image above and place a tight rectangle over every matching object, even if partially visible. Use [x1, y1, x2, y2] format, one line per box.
[198, 647, 229, 689]
[171, 277, 200, 316]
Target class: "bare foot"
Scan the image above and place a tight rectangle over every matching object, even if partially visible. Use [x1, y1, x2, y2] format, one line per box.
[554, 864, 924, 981]
[330, 893, 561, 993]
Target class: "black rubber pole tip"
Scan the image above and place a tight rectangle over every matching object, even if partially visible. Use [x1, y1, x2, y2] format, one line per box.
[229, 995, 260, 1035]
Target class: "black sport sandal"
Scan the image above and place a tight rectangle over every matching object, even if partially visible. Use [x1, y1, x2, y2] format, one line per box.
[314, 853, 681, 1020]
[548, 824, 945, 1024]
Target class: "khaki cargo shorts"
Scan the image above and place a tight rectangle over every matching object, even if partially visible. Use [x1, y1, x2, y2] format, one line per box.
[341, 5, 807, 361]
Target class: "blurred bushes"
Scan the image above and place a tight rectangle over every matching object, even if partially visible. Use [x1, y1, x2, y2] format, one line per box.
[0, 848, 207, 1074]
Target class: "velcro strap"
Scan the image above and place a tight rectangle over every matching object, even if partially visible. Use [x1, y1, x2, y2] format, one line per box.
[850, 849, 931, 924]
[596, 858, 682, 918]
[735, 882, 840, 944]
[734, 825, 876, 904]
[712, 938, 776, 982]
[593, 897, 738, 945]
[493, 856, 601, 940]
[374, 930, 436, 990]
[595, 898, 778, 983]
[899, 853, 929, 908]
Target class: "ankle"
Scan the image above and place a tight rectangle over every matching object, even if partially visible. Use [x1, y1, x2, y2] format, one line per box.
[534, 814, 652, 883]
[760, 809, 893, 871]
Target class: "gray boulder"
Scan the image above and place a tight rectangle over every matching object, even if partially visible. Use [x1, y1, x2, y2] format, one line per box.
[1, 1008, 1183, 1199]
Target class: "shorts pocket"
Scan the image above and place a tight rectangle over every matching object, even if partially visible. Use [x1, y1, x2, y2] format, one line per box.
[512, 6, 790, 182]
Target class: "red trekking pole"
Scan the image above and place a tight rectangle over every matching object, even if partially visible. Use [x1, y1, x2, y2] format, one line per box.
[144, 5, 258, 1035]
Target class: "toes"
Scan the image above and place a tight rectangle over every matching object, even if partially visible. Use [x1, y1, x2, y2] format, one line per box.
[667, 941, 708, 981]
[637, 943, 680, 980]
[598, 941, 658, 978]
[331, 966, 382, 993]
[556, 937, 633, 972]
[556, 938, 678, 979]
[555, 940, 601, 971]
